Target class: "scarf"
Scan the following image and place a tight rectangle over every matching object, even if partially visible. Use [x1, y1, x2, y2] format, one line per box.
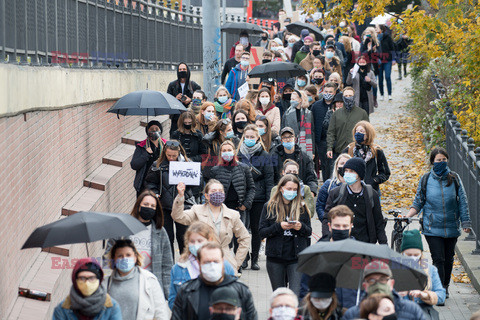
[214, 99, 234, 119]
[298, 108, 314, 158]
[111, 267, 137, 282]
[353, 143, 373, 162]
[260, 103, 275, 115]
[69, 284, 106, 318]
[240, 142, 263, 160]
[186, 254, 201, 279]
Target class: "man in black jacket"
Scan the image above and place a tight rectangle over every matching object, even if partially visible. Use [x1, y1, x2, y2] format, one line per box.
[221, 44, 244, 84]
[271, 127, 318, 195]
[324, 157, 387, 244]
[172, 242, 258, 320]
[167, 62, 201, 135]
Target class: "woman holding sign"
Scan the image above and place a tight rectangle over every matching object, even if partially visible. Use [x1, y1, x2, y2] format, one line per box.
[144, 140, 194, 259]
[171, 179, 251, 273]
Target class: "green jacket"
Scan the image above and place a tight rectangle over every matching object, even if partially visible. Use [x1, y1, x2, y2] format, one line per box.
[294, 51, 309, 65]
[270, 185, 316, 218]
[326, 106, 369, 154]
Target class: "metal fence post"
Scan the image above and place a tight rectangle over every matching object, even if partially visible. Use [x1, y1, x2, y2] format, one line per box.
[473, 147, 480, 254]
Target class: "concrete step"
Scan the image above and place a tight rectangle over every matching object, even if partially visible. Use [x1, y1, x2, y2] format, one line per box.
[61, 187, 103, 216]
[121, 126, 146, 146]
[102, 143, 136, 167]
[83, 164, 122, 191]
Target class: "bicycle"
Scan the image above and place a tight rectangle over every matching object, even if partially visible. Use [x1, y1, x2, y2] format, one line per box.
[384, 209, 420, 252]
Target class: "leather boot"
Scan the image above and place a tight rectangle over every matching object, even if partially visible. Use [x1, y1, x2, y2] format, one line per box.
[251, 253, 260, 271]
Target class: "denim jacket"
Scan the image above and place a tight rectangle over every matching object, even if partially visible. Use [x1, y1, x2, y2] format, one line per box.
[412, 168, 471, 238]
[402, 263, 446, 306]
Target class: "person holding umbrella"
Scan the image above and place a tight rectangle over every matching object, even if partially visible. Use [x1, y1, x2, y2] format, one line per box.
[342, 261, 426, 320]
[291, 29, 310, 63]
[53, 258, 122, 320]
[130, 120, 165, 197]
[105, 239, 170, 319]
[299, 273, 343, 320]
[229, 30, 252, 58]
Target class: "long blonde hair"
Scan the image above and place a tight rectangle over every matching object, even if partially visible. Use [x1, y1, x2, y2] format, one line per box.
[238, 124, 266, 152]
[363, 27, 379, 46]
[267, 174, 307, 222]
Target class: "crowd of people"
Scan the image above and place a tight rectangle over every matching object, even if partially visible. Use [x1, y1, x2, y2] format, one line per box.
[51, 14, 477, 320]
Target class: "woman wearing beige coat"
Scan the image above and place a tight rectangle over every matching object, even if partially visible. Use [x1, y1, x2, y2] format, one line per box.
[172, 180, 251, 272]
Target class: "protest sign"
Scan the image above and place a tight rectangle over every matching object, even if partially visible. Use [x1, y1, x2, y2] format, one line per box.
[169, 161, 201, 186]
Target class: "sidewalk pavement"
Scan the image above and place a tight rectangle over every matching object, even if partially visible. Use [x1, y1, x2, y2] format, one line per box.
[240, 70, 480, 319]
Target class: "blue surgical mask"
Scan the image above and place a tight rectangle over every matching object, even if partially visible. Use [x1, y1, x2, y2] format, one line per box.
[354, 132, 365, 144]
[240, 60, 249, 67]
[433, 161, 448, 176]
[218, 96, 228, 104]
[325, 51, 335, 59]
[282, 189, 297, 201]
[244, 138, 257, 147]
[258, 128, 266, 136]
[297, 79, 306, 87]
[205, 112, 214, 121]
[288, 42, 294, 48]
[189, 244, 202, 257]
[308, 96, 313, 103]
[283, 141, 295, 150]
[116, 257, 136, 273]
[290, 100, 300, 108]
[344, 172, 358, 185]
[226, 131, 235, 139]
[221, 151, 235, 162]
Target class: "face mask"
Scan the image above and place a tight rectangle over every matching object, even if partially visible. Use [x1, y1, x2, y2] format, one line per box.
[383, 314, 398, 320]
[192, 98, 202, 106]
[221, 151, 235, 162]
[271, 306, 297, 320]
[290, 100, 300, 108]
[116, 257, 136, 273]
[205, 112, 214, 121]
[148, 131, 161, 140]
[323, 93, 334, 101]
[218, 96, 228, 104]
[312, 49, 321, 56]
[325, 51, 334, 59]
[258, 128, 266, 136]
[433, 161, 448, 176]
[209, 191, 226, 206]
[76, 279, 100, 297]
[297, 79, 306, 87]
[367, 282, 392, 297]
[343, 96, 355, 111]
[262, 35, 268, 41]
[406, 254, 421, 262]
[288, 42, 294, 48]
[331, 228, 350, 241]
[283, 141, 295, 150]
[262, 59, 271, 64]
[308, 96, 313, 103]
[201, 262, 223, 282]
[225, 131, 235, 139]
[189, 243, 202, 257]
[210, 314, 236, 320]
[354, 132, 365, 144]
[139, 206, 156, 220]
[239, 37, 248, 45]
[366, 34, 372, 38]
[271, 46, 279, 51]
[244, 138, 257, 147]
[282, 189, 297, 201]
[283, 93, 292, 101]
[344, 172, 358, 185]
[312, 78, 324, 85]
[310, 297, 333, 310]
[235, 121, 248, 129]
[259, 97, 270, 105]
[240, 60, 250, 67]
[337, 166, 345, 177]
[184, 124, 192, 130]
[178, 70, 187, 78]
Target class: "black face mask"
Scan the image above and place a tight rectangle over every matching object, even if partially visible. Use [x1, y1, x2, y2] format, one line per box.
[383, 314, 398, 320]
[139, 206, 156, 221]
[261, 35, 268, 41]
[184, 124, 192, 130]
[331, 228, 350, 241]
[283, 93, 292, 101]
[210, 313, 236, 320]
[337, 166, 345, 177]
[262, 59, 271, 64]
[235, 121, 248, 129]
[148, 131, 161, 141]
[312, 78, 324, 85]
[312, 49, 321, 56]
[178, 70, 187, 79]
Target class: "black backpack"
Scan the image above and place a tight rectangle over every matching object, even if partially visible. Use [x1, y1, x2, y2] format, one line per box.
[332, 183, 375, 209]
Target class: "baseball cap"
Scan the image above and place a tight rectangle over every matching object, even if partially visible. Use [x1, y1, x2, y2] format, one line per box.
[210, 286, 241, 307]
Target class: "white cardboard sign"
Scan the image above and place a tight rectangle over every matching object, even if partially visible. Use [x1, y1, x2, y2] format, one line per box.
[168, 161, 201, 186]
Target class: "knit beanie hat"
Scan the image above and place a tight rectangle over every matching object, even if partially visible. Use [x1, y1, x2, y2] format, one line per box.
[343, 157, 366, 180]
[146, 120, 162, 135]
[401, 229, 423, 252]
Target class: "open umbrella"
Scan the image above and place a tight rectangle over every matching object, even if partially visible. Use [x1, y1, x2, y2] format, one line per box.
[107, 90, 187, 117]
[286, 21, 324, 41]
[21, 211, 146, 255]
[248, 61, 306, 79]
[297, 239, 428, 292]
[370, 13, 396, 25]
[221, 22, 264, 34]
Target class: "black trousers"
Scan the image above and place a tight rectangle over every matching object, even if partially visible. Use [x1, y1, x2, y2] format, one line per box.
[360, 100, 370, 115]
[425, 235, 458, 287]
[317, 141, 331, 182]
[163, 209, 188, 259]
[250, 202, 264, 258]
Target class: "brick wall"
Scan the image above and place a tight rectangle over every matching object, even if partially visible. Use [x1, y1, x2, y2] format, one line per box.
[0, 100, 140, 318]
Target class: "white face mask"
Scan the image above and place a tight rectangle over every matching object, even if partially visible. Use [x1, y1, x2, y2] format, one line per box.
[201, 262, 223, 282]
[240, 37, 248, 45]
[310, 297, 332, 310]
[259, 97, 270, 105]
[406, 254, 421, 262]
[271, 306, 297, 320]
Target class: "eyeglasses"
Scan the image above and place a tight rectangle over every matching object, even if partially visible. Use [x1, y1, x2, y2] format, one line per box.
[281, 135, 295, 141]
[365, 276, 390, 285]
[77, 276, 98, 283]
[165, 141, 181, 147]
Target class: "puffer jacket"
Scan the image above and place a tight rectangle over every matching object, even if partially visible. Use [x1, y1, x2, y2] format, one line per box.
[210, 161, 256, 210]
[238, 147, 275, 202]
[201, 131, 240, 179]
[171, 129, 207, 162]
[411, 168, 471, 238]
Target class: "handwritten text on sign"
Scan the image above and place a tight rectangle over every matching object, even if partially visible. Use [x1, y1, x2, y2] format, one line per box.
[168, 161, 201, 186]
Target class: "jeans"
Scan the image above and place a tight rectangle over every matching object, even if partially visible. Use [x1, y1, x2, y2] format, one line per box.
[378, 61, 392, 96]
[266, 259, 302, 296]
[250, 202, 264, 258]
[425, 236, 458, 287]
[163, 209, 188, 259]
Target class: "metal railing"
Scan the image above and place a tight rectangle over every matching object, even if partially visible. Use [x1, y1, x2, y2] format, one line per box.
[432, 76, 480, 254]
[0, 0, 204, 69]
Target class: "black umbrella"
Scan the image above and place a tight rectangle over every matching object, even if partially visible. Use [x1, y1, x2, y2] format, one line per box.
[286, 21, 324, 41]
[21, 211, 146, 255]
[248, 61, 307, 79]
[107, 90, 187, 117]
[221, 22, 264, 34]
[297, 239, 428, 292]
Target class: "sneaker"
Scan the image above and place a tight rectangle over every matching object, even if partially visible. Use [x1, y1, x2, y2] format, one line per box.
[388, 95, 392, 100]
[380, 95, 385, 101]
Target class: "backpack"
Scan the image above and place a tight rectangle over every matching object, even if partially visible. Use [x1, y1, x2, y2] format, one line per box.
[420, 171, 460, 203]
[332, 183, 375, 209]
